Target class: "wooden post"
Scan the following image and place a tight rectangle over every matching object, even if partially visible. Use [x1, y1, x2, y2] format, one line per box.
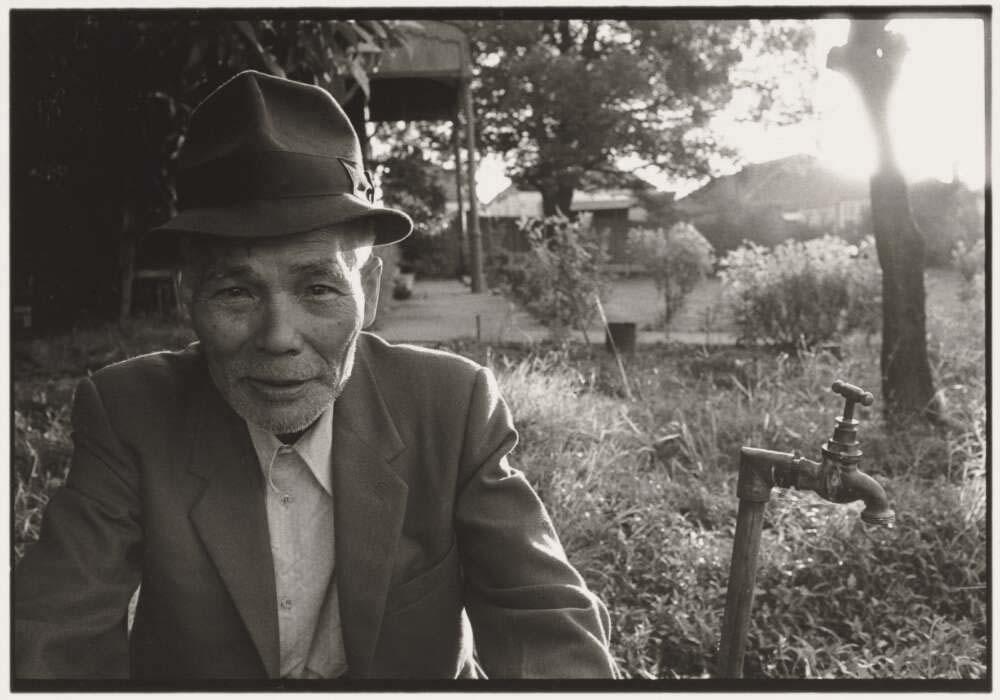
[452, 118, 468, 276]
[462, 80, 485, 293]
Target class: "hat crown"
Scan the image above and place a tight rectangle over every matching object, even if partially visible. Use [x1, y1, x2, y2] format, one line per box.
[155, 70, 413, 246]
[181, 70, 364, 171]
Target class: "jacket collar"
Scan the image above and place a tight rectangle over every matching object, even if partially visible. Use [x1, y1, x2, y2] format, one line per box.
[185, 335, 408, 678]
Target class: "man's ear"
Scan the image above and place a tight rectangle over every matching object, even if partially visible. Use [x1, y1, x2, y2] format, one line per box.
[361, 255, 383, 329]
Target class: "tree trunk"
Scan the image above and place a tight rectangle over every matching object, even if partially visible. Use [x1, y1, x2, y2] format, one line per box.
[828, 20, 938, 422]
[870, 170, 936, 419]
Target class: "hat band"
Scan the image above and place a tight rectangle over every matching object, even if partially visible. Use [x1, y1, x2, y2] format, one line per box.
[178, 151, 373, 209]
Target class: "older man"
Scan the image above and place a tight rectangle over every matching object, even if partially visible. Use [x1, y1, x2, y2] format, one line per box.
[14, 71, 616, 681]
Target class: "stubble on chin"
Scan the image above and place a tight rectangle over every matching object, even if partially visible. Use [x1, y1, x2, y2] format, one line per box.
[208, 340, 360, 435]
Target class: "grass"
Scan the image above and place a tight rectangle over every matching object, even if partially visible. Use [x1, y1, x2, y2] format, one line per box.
[491, 341, 984, 678]
[12, 272, 986, 680]
[479, 269, 985, 680]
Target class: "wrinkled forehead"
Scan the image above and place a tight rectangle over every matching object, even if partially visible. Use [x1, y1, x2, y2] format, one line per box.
[181, 224, 374, 276]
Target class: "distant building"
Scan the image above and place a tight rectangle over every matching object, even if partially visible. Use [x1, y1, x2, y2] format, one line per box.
[479, 178, 658, 264]
[674, 154, 871, 251]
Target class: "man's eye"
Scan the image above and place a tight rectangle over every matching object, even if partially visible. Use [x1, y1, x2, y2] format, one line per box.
[213, 287, 252, 300]
[306, 285, 339, 297]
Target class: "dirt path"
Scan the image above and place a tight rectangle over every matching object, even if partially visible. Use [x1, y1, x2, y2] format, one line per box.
[375, 269, 969, 347]
[375, 276, 737, 346]
[373, 280, 551, 344]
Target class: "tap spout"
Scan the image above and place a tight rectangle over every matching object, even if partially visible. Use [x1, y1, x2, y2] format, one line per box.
[815, 458, 895, 525]
[737, 447, 895, 525]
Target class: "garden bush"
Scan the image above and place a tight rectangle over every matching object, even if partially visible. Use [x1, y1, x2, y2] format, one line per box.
[719, 235, 881, 349]
[628, 223, 715, 326]
[952, 238, 985, 306]
[951, 238, 985, 284]
[491, 214, 610, 340]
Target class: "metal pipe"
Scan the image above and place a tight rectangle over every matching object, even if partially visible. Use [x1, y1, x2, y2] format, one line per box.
[717, 498, 767, 677]
[717, 381, 894, 678]
[717, 443, 894, 677]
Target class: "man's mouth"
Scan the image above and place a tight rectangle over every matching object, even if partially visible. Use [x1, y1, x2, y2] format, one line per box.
[245, 377, 313, 399]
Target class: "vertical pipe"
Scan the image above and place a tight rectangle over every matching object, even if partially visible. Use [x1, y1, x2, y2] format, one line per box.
[717, 498, 768, 678]
[462, 80, 484, 293]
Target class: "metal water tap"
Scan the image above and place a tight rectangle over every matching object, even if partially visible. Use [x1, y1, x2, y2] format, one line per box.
[738, 381, 895, 525]
[717, 380, 895, 678]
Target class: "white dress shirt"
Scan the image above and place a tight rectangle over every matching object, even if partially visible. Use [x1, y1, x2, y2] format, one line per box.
[246, 405, 348, 678]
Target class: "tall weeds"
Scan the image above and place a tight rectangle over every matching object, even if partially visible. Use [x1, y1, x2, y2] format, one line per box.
[495, 323, 986, 679]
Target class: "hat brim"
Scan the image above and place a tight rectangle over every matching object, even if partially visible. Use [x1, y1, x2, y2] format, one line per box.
[152, 194, 413, 246]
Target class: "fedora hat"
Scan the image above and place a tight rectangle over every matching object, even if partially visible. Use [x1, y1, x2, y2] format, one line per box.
[153, 70, 412, 245]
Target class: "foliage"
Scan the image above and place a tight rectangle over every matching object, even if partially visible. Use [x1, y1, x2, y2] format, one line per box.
[377, 144, 456, 277]
[628, 223, 715, 326]
[491, 215, 610, 340]
[952, 238, 985, 285]
[462, 19, 814, 215]
[910, 180, 986, 268]
[377, 145, 448, 229]
[719, 235, 881, 349]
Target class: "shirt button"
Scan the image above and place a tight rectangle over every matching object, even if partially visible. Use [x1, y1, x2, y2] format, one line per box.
[280, 493, 294, 505]
[280, 597, 293, 611]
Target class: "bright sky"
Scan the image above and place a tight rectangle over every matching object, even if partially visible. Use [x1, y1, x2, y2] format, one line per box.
[477, 17, 987, 202]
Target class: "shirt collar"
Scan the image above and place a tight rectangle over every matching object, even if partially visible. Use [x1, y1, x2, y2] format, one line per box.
[245, 403, 335, 495]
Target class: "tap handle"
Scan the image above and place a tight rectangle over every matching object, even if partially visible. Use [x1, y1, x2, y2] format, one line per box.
[831, 380, 873, 421]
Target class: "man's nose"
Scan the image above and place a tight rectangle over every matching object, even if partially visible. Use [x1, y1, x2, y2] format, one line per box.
[255, 295, 304, 355]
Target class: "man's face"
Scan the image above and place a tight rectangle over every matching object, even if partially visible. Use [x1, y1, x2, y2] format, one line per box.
[184, 228, 381, 435]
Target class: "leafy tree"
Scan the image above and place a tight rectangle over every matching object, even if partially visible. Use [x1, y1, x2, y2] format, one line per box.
[378, 145, 449, 231]
[461, 19, 813, 216]
[377, 144, 456, 276]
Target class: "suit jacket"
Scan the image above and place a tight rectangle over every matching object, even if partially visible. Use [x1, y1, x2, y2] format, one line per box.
[14, 333, 617, 681]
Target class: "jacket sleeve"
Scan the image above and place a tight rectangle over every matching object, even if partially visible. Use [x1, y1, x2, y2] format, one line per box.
[14, 376, 143, 680]
[454, 367, 618, 678]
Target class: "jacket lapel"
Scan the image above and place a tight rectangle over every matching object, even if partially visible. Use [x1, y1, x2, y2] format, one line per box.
[331, 337, 408, 677]
[186, 368, 280, 679]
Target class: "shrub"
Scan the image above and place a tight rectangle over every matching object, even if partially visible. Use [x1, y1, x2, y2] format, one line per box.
[628, 223, 715, 326]
[719, 235, 881, 349]
[952, 238, 985, 285]
[493, 214, 610, 340]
